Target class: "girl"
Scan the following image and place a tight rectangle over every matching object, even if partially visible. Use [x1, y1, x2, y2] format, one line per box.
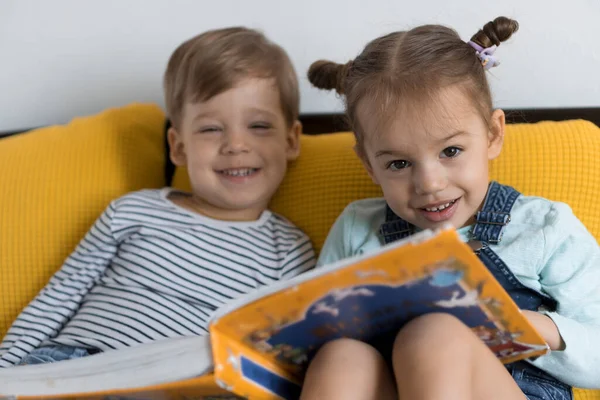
[301, 16, 600, 400]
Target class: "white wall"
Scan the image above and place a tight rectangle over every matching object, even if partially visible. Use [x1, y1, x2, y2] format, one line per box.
[1, 0, 599, 131]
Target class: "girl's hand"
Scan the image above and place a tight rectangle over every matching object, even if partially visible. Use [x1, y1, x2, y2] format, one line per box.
[521, 310, 565, 351]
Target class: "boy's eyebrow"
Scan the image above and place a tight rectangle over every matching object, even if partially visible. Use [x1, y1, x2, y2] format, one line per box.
[191, 108, 278, 123]
[247, 107, 278, 118]
[191, 111, 217, 122]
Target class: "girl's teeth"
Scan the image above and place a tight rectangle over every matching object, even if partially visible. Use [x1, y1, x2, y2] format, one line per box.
[425, 200, 455, 212]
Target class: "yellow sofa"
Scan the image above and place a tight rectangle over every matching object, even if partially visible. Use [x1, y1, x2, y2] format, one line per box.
[0, 103, 598, 398]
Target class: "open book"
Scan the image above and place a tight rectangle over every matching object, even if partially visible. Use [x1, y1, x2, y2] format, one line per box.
[0, 228, 547, 400]
[0, 335, 230, 399]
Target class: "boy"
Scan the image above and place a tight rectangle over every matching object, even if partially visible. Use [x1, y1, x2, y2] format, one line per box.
[0, 27, 315, 367]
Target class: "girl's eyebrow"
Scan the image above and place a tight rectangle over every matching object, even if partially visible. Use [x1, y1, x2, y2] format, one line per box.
[375, 149, 403, 158]
[438, 130, 469, 143]
[375, 130, 470, 158]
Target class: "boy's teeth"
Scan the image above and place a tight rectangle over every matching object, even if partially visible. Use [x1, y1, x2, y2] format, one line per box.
[425, 200, 455, 212]
[222, 168, 255, 177]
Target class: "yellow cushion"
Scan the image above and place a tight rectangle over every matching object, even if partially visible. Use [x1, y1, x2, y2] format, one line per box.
[576, 388, 600, 400]
[490, 120, 600, 243]
[0, 103, 166, 337]
[173, 120, 600, 252]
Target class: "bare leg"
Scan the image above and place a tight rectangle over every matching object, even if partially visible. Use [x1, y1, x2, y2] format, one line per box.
[300, 338, 397, 400]
[392, 313, 526, 400]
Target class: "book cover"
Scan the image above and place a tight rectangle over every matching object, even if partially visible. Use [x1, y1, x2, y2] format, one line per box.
[209, 229, 548, 399]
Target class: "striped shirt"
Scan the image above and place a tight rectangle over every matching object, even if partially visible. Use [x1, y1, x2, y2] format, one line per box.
[0, 188, 316, 367]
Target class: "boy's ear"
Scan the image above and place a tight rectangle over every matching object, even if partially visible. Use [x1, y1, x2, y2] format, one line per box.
[167, 127, 187, 167]
[354, 145, 379, 185]
[285, 120, 302, 161]
[488, 109, 505, 161]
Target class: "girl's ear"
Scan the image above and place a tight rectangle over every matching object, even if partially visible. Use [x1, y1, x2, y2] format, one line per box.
[488, 109, 505, 160]
[354, 144, 379, 185]
[168, 127, 187, 166]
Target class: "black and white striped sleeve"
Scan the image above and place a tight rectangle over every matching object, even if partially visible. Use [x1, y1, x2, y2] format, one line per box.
[0, 203, 119, 367]
[279, 234, 316, 280]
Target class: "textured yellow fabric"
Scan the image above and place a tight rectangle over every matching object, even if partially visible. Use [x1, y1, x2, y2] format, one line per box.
[575, 388, 600, 400]
[490, 120, 600, 242]
[0, 103, 166, 337]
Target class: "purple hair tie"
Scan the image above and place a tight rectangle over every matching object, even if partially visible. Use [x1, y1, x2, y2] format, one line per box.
[468, 41, 500, 70]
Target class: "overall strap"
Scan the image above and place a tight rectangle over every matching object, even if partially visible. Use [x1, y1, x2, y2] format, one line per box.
[379, 205, 415, 244]
[470, 181, 520, 244]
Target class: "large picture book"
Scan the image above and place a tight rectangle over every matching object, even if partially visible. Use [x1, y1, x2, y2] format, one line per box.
[0, 227, 547, 399]
[208, 228, 548, 399]
[0, 335, 233, 399]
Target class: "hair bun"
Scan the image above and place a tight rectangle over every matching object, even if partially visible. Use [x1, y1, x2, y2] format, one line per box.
[307, 60, 352, 95]
[471, 16, 519, 48]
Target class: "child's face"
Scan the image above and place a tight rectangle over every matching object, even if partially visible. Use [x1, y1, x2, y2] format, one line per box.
[168, 78, 301, 221]
[358, 85, 505, 231]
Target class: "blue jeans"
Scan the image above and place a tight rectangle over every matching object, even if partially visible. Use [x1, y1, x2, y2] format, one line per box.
[19, 345, 100, 365]
[508, 362, 573, 400]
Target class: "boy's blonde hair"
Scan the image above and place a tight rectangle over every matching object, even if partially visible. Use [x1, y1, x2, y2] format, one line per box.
[164, 27, 299, 129]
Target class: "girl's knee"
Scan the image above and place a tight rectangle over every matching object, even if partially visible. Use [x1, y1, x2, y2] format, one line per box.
[312, 337, 382, 365]
[391, 313, 478, 377]
[400, 312, 468, 337]
[306, 338, 388, 379]
[393, 313, 472, 354]
[303, 339, 396, 400]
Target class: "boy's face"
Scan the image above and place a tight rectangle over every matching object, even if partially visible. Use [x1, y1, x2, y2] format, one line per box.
[358, 85, 505, 231]
[168, 78, 301, 221]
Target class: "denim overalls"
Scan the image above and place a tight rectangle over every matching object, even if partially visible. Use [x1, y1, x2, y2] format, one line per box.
[379, 181, 572, 400]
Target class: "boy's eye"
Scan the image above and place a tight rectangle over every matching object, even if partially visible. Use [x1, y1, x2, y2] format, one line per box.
[198, 126, 221, 133]
[387, 160, 411, 171]
[250, 122, 272, 131]
[441, 146, 462, 158]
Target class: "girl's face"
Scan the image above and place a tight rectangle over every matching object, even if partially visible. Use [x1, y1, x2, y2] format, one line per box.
[357, 85, 505, 231]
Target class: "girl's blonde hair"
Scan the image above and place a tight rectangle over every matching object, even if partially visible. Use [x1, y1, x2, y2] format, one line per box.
[308, 17, 519, 154]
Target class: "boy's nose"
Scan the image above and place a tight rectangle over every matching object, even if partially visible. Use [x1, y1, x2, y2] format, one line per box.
[221, 131, 250, 154]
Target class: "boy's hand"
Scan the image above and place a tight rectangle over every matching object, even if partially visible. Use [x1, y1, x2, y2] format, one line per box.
[521, 310, 565, 351]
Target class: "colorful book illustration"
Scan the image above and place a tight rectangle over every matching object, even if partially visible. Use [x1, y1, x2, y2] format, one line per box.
[1, 228, 548, 400]
[209, 228, 548, 399]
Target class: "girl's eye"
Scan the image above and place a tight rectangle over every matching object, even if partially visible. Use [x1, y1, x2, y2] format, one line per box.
[441, 146, 462, 158]
[387, 160, 411, 171]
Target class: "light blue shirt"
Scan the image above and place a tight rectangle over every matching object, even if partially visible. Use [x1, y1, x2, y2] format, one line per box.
[317, 195, 600, 389]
